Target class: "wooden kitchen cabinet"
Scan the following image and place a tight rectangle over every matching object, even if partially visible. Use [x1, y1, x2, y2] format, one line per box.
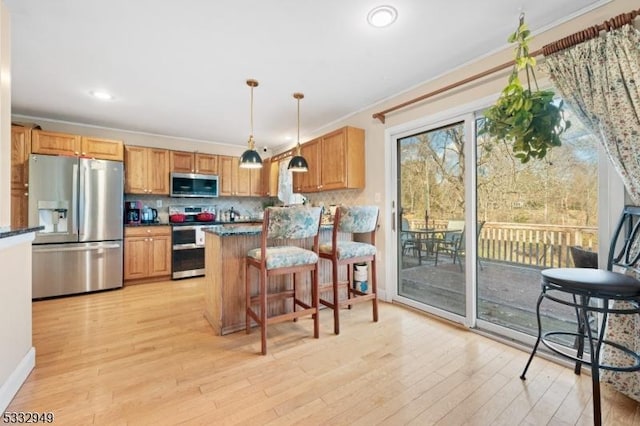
[170, 151, 218, 174]
[31, 130, 124, 161]
[293, 138, 321, 193]
[124, 226, 171, 283]
[261, 157, 280, 197]
[11, 126, 30, 228]
[31, 130, 80, 156]
[81, 136, 124, 161]
[124, 145, 170, 195]
[218, 155, 261, 196]
[292, 126, 364, 193]
[195, 153, 218, 174]
[320, 126, 364, 190]
[218, 155, 237, 196]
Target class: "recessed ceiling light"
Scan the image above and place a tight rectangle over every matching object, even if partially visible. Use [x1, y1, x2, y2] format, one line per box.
[89, 90, 114, 101]
[367, 5, 397, 28]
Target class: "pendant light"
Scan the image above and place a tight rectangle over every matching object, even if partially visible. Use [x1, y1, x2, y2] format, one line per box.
[239, 79, 263, 169]
[287, 92, 309, 172]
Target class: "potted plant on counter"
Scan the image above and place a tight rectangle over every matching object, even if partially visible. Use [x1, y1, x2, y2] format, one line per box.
[483, 14, 570, 163]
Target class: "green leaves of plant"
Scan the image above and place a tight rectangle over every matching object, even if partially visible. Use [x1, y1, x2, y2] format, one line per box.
[482, 15, 570, 163]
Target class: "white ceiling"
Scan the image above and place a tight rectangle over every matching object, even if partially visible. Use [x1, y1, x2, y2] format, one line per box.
[5, 0, 605, 149]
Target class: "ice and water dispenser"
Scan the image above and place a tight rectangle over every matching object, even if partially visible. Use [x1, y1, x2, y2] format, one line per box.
[37, 200, 69, 234]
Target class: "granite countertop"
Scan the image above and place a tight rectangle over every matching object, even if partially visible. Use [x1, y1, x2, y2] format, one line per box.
[204, 223, 333, 237]
[0, 226, 44, 239]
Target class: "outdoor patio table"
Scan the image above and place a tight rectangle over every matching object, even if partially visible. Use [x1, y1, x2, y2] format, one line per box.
[402, 229, 461, 265]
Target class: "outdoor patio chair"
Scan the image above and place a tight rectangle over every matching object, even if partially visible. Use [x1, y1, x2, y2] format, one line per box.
[401, 218, 420, 257]
[570, 245, 598, 269]
[520, 205, 640, 425]
[434, 221, 484, 270]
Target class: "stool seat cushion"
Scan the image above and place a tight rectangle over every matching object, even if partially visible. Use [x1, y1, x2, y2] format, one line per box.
[319, 241, 376, 260]
[248, 246, 318, 270]
[542, 268, 640, 298]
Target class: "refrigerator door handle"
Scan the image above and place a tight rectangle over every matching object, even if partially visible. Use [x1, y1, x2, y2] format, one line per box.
[77, 161, 85, 239]
[33, 243, 122, 253]
[72, 162, 80, 238]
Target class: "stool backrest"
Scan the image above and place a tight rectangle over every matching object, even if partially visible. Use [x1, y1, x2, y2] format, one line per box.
[336, 206, 379, 234]
[264, 206, 322, 240]
[608, 205, 640, 275]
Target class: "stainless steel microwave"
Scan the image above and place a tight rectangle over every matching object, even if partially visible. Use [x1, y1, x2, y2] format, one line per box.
[170, 172, 219, 198]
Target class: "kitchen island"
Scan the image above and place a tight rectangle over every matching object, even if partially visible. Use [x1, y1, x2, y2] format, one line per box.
[0, 226, 41, 413]
[203, 224, 347, 335]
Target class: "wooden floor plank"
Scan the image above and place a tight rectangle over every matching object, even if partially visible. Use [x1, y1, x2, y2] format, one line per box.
[7, 278, 640, 425]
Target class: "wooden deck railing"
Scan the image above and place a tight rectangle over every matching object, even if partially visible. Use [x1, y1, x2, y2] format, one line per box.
[405, 219, 598, 268]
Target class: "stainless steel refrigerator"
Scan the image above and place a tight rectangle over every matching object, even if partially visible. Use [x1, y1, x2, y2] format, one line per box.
[29, 154, 124, 298]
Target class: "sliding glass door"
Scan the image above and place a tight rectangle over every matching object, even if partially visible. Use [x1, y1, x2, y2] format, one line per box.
[397, 120, 468, 319]
[475, 105, 599, 339]
[393, 100, 602, 339]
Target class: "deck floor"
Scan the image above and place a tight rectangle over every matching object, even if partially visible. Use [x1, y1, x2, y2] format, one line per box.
[400, 253, 579, 337]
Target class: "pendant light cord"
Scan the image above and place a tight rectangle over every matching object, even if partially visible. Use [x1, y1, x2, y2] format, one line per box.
[246, 79, 258, 150]
[293, 92, 304, 155]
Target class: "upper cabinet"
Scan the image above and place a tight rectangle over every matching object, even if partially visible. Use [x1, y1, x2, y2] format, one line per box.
[81, 136, 124, 161]
[321, 127, 364, 191]
[218, 155, 262, 197]
[31, 130, 124, 161]
[261, 157, 280, 197]
[170, 151, 218, 174]
[293, 126, 365, 193]
[293, 138, 321, 193]
[124, 146, 170, 195]
[10, 126, 31, 228]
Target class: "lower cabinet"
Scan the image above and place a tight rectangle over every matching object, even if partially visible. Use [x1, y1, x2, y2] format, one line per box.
[124, 226, 171, 283]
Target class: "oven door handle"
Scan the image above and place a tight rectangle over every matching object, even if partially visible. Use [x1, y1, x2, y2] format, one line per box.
[172, 243, 203, 250]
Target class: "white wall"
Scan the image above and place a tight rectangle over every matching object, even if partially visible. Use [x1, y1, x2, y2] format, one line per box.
[0, 233, 35, 413]
[0, 0, 9, 226]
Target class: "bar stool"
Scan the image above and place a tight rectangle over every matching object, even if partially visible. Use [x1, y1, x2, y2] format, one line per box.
[319, 205, 379, 335]
[520, 205, 640, 425]
[245, 206, 322, 355]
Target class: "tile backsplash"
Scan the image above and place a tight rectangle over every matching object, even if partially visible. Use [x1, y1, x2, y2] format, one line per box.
[125, 189, 366, 223]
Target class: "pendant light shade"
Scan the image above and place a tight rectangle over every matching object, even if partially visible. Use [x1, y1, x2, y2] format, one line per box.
[239, 79, 263, 169]
[288, 92, 308, 173]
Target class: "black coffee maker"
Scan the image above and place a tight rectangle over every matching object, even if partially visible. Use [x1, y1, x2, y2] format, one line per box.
[125, 201, 142, 224]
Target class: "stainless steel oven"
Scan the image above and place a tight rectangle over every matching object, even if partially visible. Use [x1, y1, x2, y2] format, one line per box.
[172, 225, 206, 279]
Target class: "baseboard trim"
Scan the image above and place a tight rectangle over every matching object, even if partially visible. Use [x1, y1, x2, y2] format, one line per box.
[0, 347, 35, 413]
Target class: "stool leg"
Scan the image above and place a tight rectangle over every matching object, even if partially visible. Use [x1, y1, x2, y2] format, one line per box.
[260, 269, 268, 355]
[332, 260, 340, 335]
[583, 304, 607, 426]
[521, 291, 545, 380]
[292, 272, 298, 322]
[246, 262, 251, 334]
[371, 257, 378, 322]
[347, 263, 353, 310]
[312, 266, 319, 339]
[573, 295, 587, 375]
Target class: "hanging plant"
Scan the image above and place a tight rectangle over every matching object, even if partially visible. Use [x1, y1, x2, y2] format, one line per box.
[483, 14, 570, 163]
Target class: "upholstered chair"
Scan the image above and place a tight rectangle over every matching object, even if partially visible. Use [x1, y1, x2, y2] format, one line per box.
[319, 205, 379, 334]
[245, 206, 322, 355]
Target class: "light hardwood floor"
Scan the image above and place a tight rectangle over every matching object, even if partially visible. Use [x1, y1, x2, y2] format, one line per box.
[8, 278, 640, 425]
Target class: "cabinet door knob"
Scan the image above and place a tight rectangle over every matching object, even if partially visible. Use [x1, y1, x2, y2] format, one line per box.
[74, 151, 79, 156]
[24, 192, 28, 196]
[24, 183, 28, 188]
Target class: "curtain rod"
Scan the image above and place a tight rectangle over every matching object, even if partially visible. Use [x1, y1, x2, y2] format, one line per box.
[372, 8, 640, 123]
